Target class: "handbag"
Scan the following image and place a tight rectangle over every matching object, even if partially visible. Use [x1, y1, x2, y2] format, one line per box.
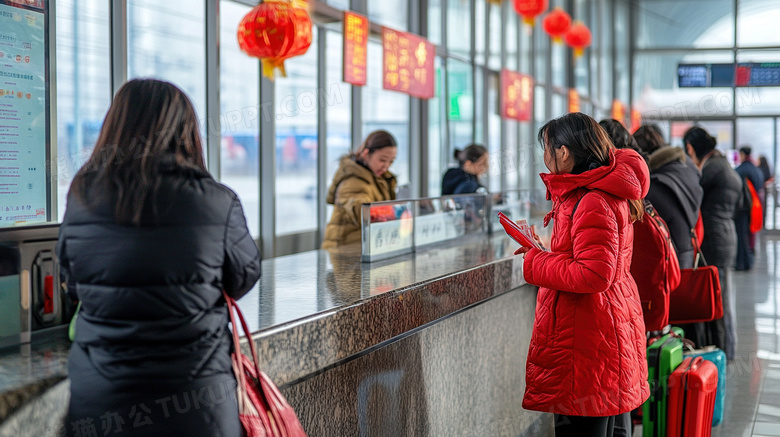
[223, 290, 308, 437]
[668, 232, 723, 324]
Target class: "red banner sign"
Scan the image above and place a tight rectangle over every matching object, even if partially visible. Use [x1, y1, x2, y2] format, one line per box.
[500, 69, 533, 121]
[343, 11, 368, 86]
[382, 27, 435, 99]
[630, 108, 642, 133]
[611, 100, 626, 126]
[568, 89, 580, 113]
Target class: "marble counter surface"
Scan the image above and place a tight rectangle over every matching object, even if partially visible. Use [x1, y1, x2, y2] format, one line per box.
[0, 232, 526, 424]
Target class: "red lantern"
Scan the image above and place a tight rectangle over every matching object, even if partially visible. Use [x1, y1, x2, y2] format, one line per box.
[542, 7, 571, 44]
[514, 0, 548, 26]
[237, 0, 313, 79]
[565, 21, 591, 59]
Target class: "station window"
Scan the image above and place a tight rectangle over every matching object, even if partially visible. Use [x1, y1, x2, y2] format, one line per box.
[275, 29, 319, 236]
[127, 0, 207, 122]
[368, 0, 408, 30]
[55, 0, 111, 220]
[219, 0, 260, 238]
[362, 40, 411, 188]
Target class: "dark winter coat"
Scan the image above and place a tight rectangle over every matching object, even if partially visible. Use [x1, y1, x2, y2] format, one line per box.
[735, 160, 765, 197]
[441, 167, 482, 195]
[689, 151, 742, 359]
[522, 148, 651, 416]
[646, 147, 704, 269]
[57, 163, 261, 437]
[700, 151, 742, 268]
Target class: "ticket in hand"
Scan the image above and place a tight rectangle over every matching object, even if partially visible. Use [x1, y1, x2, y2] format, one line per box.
[497, 212, 545, 250]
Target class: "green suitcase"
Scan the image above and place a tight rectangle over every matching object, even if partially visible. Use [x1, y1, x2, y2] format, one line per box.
[642, 328, 684, 437]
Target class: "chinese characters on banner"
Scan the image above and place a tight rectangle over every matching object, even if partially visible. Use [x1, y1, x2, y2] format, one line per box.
[568, 88, 580, 113]
[343, 11, 368, 86]
[611, 100, 626, 126]
[630, 108, 642, 133]
[382, 27, 435, 99]
[500, 69, 533, 122]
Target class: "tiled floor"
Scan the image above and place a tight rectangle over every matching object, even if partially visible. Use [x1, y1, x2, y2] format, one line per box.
[708, 232, 780, 437]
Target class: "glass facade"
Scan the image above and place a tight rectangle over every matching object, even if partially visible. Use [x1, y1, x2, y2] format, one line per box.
[40, 0, 649, 254]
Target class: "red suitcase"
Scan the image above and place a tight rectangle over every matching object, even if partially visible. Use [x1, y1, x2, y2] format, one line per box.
[667, 356, 719, 437]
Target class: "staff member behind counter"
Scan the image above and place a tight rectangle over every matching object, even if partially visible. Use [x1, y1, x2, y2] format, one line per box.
[441, 144, 489, 195]
[322, 130, 398, 248]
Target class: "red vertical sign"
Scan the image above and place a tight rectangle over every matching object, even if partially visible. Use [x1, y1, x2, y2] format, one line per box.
[500, 69, 533, 122]
[382, 27, 435, 99]
[343, 11, 368, 86]
[611, 100, 626, 126]
[630, 108, 642, 133]
[568, 89, 580, 113]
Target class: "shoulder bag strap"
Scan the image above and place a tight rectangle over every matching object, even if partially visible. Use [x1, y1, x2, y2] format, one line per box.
[690, 230, 708, 269]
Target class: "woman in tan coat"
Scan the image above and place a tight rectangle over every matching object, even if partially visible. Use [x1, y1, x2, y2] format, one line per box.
[322, 130, 398, 248]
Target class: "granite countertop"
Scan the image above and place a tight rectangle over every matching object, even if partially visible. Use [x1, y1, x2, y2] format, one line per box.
[0, 232, 526, 422]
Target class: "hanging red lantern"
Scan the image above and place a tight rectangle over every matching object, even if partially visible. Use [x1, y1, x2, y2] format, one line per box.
[542, 7, 571, 44]
[565, 21, 591, 59]
[237, 0, 313, 80]
[514, 0, 548, 26]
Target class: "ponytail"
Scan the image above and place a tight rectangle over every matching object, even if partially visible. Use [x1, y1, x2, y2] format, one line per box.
[629, 198, 644, 223]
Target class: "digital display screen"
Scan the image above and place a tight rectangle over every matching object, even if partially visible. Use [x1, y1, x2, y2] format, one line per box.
[0, 0, 47, 227]
[679, 62, 780, 87]
[678, 63, 735, 88]
[735, 63, 780, 87]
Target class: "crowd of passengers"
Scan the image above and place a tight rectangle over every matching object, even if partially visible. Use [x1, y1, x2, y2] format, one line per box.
[57, 79, 773, 436]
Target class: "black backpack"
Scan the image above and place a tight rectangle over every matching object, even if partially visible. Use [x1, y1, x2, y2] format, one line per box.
[735, 175, 753, 214]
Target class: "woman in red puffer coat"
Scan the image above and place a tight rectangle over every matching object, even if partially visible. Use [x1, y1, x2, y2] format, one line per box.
[516, 113, 651, 437]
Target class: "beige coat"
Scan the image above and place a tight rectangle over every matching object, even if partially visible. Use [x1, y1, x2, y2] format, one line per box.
[322, 156, 396, 248]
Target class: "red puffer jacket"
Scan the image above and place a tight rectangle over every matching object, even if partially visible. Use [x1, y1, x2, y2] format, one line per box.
[522, 148, 651, 416]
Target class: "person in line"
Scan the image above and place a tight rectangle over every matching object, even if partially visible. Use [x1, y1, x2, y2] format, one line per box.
[683, 127, 742, 360]
[441, 144, 489, 195]
[634, 125, 703, 269]
[322, 130, 398, 248]
[57, 79, 261, 437]
[734, 146, 765, 270]
[758, 155, 774, 224]
[516, 113, 650, 437]
[598, 119, 642, 154]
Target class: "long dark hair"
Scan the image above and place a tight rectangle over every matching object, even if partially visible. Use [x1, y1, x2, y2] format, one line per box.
[71, 79, 206, 225]
[633, 125, 665, 155]
[683, 126, 717, 160]
[538, 112, 643, 222]
[599, 119, 640, 153]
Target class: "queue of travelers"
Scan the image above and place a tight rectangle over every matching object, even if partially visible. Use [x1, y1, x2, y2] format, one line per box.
[57, 77, 768, 437]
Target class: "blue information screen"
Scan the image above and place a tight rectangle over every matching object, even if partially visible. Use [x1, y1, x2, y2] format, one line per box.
[0, 0, 47, 227]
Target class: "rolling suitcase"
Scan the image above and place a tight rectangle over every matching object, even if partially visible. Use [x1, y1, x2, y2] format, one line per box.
[684, 346, 726, 426]
[643, 329, 684, 437]
[667, 356, 718, 437]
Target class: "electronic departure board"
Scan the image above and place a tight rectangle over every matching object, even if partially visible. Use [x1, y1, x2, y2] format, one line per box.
[677, 64, 735, 88]
[679, 62, 780, 88]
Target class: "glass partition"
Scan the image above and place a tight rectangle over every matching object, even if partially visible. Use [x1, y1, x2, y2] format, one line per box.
[360, 190, 549, 262]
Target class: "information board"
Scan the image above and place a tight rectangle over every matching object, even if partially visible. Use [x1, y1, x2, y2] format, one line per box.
[678, 63, 780, 87]
[735, 63, 780, 87]
[0, 0, 47, 227]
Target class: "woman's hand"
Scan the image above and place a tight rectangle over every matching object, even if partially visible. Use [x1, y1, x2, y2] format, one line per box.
[514, 246, 531, 257]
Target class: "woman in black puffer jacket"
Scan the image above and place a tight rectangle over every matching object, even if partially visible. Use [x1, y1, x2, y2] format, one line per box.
[58, 79, 261, 436]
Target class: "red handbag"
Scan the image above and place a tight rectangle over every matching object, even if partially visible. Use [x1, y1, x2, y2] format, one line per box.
[668, 233, 723, 324]
[223, 291, 308, 437]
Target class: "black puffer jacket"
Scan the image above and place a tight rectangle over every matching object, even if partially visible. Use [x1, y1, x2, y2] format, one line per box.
[57, 164, 260, 437]
[646, 147, 703, 269]
[441, 167, 482, 195]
